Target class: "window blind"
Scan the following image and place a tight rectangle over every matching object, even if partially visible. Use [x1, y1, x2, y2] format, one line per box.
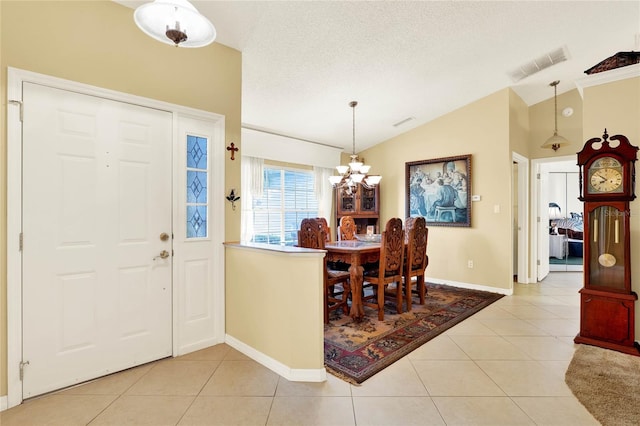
[250, 167, 318, 245]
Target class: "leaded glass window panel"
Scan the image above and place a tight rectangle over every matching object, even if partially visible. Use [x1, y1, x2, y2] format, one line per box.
[187, 206, 207, 238]
[186, 134, 208, 239]
[187, 171, 208, 203]
[187, 135, 208, 169]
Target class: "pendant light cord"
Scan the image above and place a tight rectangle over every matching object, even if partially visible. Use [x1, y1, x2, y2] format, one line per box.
[554, 83, 558, 133]
[350, 101, 357, 155]
[550, 80, 560, 134]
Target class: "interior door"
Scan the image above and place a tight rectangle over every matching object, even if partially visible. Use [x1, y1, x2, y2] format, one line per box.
[537, 167, 550, 280]
[22, 83, 173, 398]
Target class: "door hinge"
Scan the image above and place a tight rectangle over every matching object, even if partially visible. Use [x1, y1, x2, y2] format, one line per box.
[8, 99, 23, 122]
[537, 217, 541, 223]
[19, 233, 23, 251]
[19, 361, 30, 381]
[537, 259, 541, 266]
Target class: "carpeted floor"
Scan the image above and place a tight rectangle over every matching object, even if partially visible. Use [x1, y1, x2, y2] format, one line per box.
[565, 344, 640, 426]
[324, 282, 504, 384]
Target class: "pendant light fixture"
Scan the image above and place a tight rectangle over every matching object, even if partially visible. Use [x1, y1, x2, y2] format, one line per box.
[328, 101, 381, 193]
[541, 80, 570, 151]
[134, 0, 216, 48]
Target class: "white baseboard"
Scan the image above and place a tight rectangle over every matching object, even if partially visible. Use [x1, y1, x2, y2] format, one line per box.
[428, 277, 513, 296]
[225, 335, 327, 382]
[1, 395, 8, 412]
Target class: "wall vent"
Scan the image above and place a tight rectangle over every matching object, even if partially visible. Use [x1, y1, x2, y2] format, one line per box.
[508, 46, 570, 82]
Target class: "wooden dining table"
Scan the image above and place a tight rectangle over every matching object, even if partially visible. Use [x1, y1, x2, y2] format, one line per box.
[324, 240, 381, 320]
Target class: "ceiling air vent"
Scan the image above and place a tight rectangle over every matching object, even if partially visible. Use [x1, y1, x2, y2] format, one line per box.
[392, 117, 415, 128]
[508, 46, 570, 82]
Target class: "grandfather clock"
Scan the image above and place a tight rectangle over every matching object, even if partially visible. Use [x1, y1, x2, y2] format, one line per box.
[575, 129, 640, 356]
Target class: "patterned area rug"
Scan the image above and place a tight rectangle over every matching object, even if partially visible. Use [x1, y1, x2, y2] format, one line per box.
[324, 282, 504, 384]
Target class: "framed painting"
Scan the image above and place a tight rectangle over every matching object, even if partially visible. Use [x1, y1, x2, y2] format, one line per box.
[405, 154, 472, 227]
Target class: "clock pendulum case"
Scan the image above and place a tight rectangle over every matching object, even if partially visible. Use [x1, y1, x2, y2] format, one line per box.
[575, 129, 640, 356]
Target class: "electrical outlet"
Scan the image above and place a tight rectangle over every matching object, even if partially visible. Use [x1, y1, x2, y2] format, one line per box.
[467, 260, 474, 268]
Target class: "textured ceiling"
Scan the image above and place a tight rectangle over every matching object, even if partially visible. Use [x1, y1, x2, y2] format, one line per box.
[116, 1, 640, 152]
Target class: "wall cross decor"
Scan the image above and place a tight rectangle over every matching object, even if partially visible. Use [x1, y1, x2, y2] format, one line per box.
[226, 142, 239, 160]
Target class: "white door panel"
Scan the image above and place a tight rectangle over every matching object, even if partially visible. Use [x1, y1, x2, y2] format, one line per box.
[22, 83, 172, 398]
[175, 116, 225, 354]
[537, 167, 550, 280]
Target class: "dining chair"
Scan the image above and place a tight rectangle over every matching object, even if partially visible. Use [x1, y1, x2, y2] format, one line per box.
[298, 218, 351, 323]
[404, 216, 429, 309]
[317, 216, 346, 271]
[362, 218, 405, 320]
[338, 216, 356, 241]
[316, 217, 331, 242]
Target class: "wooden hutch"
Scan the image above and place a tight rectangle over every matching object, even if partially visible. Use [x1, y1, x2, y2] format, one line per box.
[335, 184, 380, 236]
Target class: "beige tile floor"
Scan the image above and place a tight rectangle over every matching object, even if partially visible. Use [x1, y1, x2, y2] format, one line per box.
[1, 272, 600, 425]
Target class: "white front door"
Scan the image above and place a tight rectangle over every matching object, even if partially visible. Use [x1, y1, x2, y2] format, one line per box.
[22, 82, 173, 398]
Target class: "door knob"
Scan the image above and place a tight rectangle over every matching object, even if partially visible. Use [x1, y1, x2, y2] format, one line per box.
[153, 250, 170, 260]
[160, 232, 169, 241]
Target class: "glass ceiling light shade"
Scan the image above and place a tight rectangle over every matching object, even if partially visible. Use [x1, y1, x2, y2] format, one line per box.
[134, 0, 216, 48]
[541, 80, 570, 151]
[328, 101, 381, 193]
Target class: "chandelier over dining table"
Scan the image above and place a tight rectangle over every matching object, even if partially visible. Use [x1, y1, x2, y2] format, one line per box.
[328, 101, 382, 192]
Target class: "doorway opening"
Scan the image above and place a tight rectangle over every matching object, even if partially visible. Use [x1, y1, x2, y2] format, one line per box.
[531, 155, 583, 282]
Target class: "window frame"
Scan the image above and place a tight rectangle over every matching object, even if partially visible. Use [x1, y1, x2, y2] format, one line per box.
[250, 165, 319, 245]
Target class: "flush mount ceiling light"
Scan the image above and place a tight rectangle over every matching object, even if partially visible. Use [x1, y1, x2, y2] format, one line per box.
[328, 101, 381, 194]
[134, 0, 216, 48]
[541, 80, 570, 151]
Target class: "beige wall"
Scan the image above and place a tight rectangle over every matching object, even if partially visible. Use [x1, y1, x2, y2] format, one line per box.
[582, 77, 640, 334]
[509, 89, 531, 158]
[360, 89, 514, 291]
[0, 0, 241, 397]
[225, 244, 325, 370]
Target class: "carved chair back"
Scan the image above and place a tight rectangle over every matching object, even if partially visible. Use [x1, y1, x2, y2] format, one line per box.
[298, 218, 326, 250]
[338, 216, 356, 241]
[316, 217, 331, 242]
[405, 216, 429, 305]
[406, 217, 428, 272]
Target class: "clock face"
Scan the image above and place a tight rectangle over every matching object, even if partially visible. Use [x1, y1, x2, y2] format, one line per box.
[587, 157, 623, 194]
[590, 168, 623, 192]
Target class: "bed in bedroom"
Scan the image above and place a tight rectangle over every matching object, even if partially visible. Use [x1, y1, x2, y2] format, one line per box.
[550, 213, 584, 259]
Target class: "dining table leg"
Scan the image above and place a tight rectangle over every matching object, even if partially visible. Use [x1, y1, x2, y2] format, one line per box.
[348, 263, 365, 320]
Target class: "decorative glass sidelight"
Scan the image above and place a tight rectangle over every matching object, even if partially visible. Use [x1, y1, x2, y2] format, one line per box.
[186, 135, 208, 238]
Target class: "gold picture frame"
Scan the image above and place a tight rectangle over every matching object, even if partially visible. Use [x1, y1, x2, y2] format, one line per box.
[405, 154, 472, 227]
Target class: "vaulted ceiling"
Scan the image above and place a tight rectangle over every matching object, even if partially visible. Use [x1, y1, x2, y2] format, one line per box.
[116, 1, 640, 152]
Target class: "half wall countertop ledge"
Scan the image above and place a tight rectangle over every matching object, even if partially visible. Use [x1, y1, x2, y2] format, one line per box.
[223, 241, 326, 256]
